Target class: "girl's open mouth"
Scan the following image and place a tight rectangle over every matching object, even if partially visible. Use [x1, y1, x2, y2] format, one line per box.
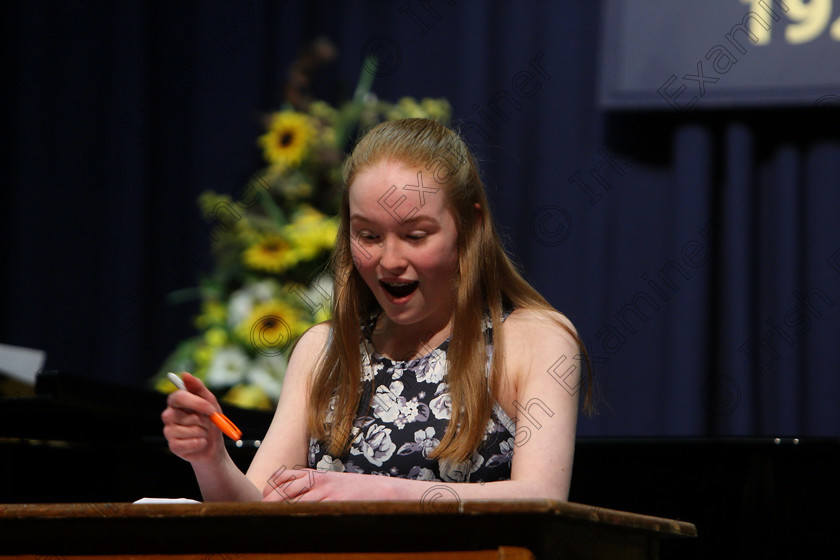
[380, 280, 419, 299]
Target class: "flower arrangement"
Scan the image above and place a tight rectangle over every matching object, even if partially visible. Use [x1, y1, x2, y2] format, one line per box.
[154, 42, 451, 410]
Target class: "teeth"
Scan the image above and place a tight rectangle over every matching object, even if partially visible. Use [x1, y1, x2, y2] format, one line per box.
[380, 280, 419, 298]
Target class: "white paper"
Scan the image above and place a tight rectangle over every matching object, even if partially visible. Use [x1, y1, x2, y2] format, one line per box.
[0, 343, 46, 385]
[132, 497, 202, 504]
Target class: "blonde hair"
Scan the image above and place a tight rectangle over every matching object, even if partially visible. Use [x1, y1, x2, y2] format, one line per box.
[307, 118, 592, 463]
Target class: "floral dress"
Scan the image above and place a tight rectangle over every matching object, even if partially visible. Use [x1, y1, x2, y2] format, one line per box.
[307, 311, 516, 483]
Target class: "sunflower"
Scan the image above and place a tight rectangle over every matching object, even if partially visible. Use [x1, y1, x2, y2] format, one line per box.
[194, 300, 227, 329]
[243, 234, 298, 274]
[257, 111, 314, 170]
[236, 300, 307, 354]
[283, 206, 339, 262]
[223, 383, 273, 410]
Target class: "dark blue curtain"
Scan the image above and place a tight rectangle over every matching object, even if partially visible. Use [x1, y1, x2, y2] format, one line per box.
[4, 0, 839, 438]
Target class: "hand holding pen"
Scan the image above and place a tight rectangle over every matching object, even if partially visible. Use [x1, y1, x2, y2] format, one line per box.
[167, 372, 242, 440]
[161, 372, 242, 464]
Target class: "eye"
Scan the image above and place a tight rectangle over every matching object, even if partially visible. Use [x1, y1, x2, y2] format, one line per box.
[355, 231, 380, 243]
[406, 232, 428, 241]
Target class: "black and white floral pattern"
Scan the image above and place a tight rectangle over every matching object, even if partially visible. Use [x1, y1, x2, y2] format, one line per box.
[308, 310, 515, 483]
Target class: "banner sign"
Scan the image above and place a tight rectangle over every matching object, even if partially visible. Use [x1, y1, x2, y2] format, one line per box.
[599, 0, 840, 109]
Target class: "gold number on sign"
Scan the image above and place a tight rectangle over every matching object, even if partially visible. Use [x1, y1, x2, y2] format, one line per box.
[740, 0, 839, 43]
[831, 11, 840, 39]
[740, 0, 773, 44]
[784, 0, 832, 44]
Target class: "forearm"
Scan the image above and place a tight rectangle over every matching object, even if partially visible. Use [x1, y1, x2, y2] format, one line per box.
[191, 450, 262, 502]
[385, 477, 565, 502]
[280, 468, 568, 503]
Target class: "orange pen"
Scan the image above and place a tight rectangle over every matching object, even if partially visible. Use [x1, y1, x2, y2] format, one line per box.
[168, 372, 243, 441]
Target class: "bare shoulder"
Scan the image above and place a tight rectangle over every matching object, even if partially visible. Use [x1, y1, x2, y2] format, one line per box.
[285, 321, 331, 379]
[498, 308, 581, 391]
[502, 307, 579, 349]
[296, 321, 331, 350]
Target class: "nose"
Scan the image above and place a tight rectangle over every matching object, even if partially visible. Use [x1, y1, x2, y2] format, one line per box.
[379, 237, 407, 272]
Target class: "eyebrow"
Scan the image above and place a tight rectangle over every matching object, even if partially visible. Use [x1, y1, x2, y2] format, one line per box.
[350, 213, 440, 226]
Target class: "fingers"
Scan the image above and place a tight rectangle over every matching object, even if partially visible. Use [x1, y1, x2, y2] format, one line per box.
[162, 411, 210, 434]
[182, 372, 222, 410]
[160, 372, 225, 462]
[162, 403, 206, 426]
[163, 423, 208, 444]
[165, 434, 211, 458]
[162, 416, 213, 459]
[262, 468, 319, 502]
[262, 467, 294, 500]
[165, 384, 218, 417]
[161, 405, 212, 437]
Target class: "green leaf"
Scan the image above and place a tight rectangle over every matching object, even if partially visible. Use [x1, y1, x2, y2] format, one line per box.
[259, 187, 287, 226]
[333, 58, 378, 152]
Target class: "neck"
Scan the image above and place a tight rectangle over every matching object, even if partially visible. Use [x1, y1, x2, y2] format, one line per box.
[374, 311, 454, 361]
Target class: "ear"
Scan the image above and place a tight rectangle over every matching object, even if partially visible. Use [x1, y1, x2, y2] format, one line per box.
[474, 202, 483, 223]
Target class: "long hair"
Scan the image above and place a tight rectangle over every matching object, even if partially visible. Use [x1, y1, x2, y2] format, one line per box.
[307, 118, 593, 463]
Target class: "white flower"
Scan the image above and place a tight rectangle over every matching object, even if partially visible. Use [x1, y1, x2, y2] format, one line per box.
[470, 450, 485, 473]
[361, 345, 385, 382]
[351, 423, 396, 467]
[499, 437, 515, 456]
[249, 279, 276, 300]
[372, 380, 404, 423]
[308, 439, 320, 466]
[413, 426, 440, 458]
[227, 292, 253, 329]
[416, 349, 446, 383]
[490, 402, 516, 435]
[206, 346, 249, 386]
[399, 397, 421, 424]
[439, 452, 483, 483]
[429, 383, 452, 419]
[302, 274, 333, 320]
[246, 354, 286, 400]
[486, 437, 516, 468]
[227, 280, 276, 327]
[316, 455, 345, 472]
[408, 466, 439, 481]
[439, 459, 468, 483]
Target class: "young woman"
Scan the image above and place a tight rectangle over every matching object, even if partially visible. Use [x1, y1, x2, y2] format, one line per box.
[162, 118, 593, 502]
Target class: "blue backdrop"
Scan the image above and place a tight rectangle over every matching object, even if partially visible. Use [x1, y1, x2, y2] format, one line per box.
[4, 0, 839, 438]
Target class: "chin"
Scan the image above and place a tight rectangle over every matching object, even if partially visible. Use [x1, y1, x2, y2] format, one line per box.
[378, 301, 426, 325]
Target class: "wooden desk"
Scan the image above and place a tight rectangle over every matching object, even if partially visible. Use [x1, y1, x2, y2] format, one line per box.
[0, 500, 695, 559]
